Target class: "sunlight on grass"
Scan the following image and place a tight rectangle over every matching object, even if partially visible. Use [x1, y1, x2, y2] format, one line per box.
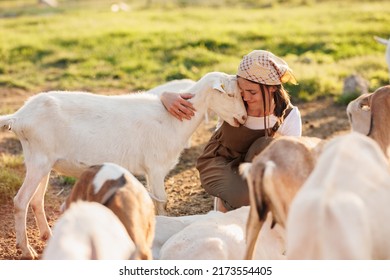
[0, 1, 389, 97]
[0, 154, 24, 203]
[1, 154, 24, 169]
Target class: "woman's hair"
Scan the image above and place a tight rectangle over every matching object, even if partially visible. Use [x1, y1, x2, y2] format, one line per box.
[273, 84, 291, 119]
[257, 83, 290, 119]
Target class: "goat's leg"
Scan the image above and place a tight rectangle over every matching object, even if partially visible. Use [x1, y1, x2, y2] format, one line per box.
[14, 161, 51, 259]
[30, 173, 52, 241]
[147, 171, 168, 216]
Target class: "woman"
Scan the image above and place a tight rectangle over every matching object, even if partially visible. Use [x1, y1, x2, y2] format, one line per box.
[161, 50, 302, 212]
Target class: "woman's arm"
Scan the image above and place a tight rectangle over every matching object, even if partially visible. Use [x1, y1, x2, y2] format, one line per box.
[160, 91, 196, 121]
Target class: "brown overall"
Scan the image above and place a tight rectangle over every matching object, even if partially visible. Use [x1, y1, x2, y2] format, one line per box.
[196, 108, 292, 210]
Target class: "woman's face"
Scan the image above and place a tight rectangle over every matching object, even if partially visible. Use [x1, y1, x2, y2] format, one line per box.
[237, 76, 275, 117]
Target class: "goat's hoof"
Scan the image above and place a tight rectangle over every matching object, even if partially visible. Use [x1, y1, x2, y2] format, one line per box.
[19, 246, 38, 260]
[40, 230, 52, 241]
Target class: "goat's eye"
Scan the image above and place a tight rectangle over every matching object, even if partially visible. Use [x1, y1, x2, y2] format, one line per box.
[227, 93, 234, 97]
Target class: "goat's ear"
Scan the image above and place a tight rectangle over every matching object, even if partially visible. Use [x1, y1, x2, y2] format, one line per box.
[212, 79, 226, 94]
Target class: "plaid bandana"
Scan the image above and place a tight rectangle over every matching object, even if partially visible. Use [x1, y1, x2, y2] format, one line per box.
[237, 50, 297, 85]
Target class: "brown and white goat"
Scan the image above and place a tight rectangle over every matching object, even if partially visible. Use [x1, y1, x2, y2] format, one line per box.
[239, 136, 325, 260]
[62, 162, 155, 260]
[347, 85, 390, 160]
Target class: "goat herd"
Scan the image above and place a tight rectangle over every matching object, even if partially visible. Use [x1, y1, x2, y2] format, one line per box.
[0, 72, 389, 260]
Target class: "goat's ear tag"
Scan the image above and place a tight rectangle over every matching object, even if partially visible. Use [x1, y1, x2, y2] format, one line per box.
[212, 80, 226, 93]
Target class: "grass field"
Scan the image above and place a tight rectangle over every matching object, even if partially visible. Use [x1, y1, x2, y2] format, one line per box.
[0, 0, 389, 104]
[0, 0, 389, 200]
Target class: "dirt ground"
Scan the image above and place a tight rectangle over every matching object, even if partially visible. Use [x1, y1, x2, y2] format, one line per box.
[0, 94, 351, 260]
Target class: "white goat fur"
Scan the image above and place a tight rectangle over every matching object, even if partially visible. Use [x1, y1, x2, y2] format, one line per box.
[347, 85, 390, 160]
[157, 207, 285, 260]
[62, 162, 155, 260]
[152, 213, 206, 259]
[286, 132, 390, 259]
[0, 71, 247, 259]
[147, 79, 214, 126]
[239, 136, 324, 260]
[146, 79, 198, 148]
[42, 201, 136, 260]
[373, 36, 390, 82]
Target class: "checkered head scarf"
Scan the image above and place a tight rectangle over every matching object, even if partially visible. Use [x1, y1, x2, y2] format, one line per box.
[237, 50, 297, 85]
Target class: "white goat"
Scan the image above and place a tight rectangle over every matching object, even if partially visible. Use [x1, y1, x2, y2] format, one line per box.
[239, 136, 324, 260]
[62, 162, 155, 260]
[157, 206, 285, 260]
[286, 132, 390, 259]
[347, 85, 390, 159]
[42, 201, 136, 260]
[0, 71, 247, 259]
[374, 36, 390, 82]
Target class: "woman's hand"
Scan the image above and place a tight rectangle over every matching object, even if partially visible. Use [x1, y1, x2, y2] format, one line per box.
[160, 91, 196, 121]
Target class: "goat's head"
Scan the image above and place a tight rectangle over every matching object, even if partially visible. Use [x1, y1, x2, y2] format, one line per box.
[347, 85, 390, 156]
[347, 92, 372, 136]
[347, 86, 390, 134]
[202, 72, 247, 127]
[63, 163, 129, 211]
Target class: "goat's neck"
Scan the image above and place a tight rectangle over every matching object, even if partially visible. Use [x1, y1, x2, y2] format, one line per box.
[371, 129, 390, 160]
[173, 83, 210, 140]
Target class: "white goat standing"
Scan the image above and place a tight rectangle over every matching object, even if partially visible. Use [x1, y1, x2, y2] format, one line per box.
[239, 136, 324, 260]
[374, 36, 390, 82]
[347, 85, 390, 159]
[0, 71, 247, 259]
[42, 201, 136, 260]
[62, 162, 155, 260]
[286, 132, 390, 259]
[157, 206, 285, 260]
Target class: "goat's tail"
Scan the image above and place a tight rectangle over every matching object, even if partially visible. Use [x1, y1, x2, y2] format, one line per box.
[0, 114, 15, 131]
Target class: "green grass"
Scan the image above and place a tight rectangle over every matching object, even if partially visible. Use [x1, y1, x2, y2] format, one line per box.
[0, 154, 24, 203]
[0, 0, 389, 99]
